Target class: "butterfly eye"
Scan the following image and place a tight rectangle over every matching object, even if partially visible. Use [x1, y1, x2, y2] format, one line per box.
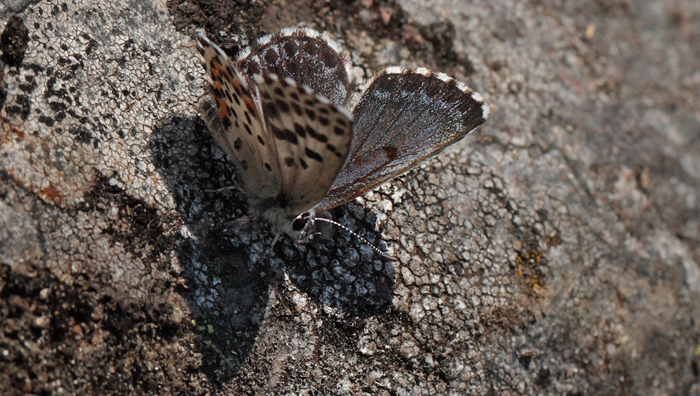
[292, 213, 310, 231]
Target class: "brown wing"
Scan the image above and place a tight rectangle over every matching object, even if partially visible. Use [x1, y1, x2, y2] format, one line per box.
[314, 68, 489, 211]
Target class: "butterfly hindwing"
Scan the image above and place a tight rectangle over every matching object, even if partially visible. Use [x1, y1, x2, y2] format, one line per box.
[254, 73, 353, 215]
[196, 33, 282, 201]
[237, 28, 353, 109]
[315, 68, 490, 211]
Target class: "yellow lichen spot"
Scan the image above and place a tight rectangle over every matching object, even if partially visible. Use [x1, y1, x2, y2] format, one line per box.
[585, 23, 596, 40]
[547, 234, 562, 247]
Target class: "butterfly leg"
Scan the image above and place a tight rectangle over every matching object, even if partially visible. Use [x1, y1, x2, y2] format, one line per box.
[204, 185, 238, 193]
[224, 216, 252, 226]
[270, 233, 280, 248]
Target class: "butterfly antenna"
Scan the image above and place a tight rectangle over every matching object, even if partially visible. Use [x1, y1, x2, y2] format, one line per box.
[314, 217, 397, 261]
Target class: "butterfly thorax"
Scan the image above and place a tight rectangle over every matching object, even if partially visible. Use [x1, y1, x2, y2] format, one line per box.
[258, 206, 297, 235]
[242, 187, 308, 232]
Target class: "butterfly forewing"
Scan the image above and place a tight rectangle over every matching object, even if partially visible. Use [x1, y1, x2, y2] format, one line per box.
[237, 28, 353, 109]
[196, 33, 282, 201]
[315, 68, 490, 211]
[254, 74, 354, 215]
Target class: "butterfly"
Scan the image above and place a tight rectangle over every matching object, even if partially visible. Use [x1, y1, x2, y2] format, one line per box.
[195, 27, 489, 249]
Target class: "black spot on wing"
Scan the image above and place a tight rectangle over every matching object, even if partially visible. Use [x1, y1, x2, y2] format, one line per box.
[283, 40, 297, 57]
[294, 123, 306, 137]
[305, 147, 323, 162]
[305, 108, 316, 120]
[222, 116, 232, 130]
[264, 102, 279, 118]
[272, 124, 299, 145]
[247, 62, 261, 76]
[275, 99, 291, 113]
[233, 83, 243, 97]
[384, 145, 398, 161]
[305, 126, 328, 143]
[264, 49, 279, 65]
[245, 101, 257, 115]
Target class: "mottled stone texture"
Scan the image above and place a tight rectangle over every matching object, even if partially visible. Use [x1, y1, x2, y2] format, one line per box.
[1, 0, 699, 395]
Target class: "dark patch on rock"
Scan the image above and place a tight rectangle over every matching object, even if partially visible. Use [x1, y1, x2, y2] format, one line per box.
[0, 16, 29, 112]
[419, 21, 475, 73]
[0, 264, 185, 394]
[0, 16, 29, 68]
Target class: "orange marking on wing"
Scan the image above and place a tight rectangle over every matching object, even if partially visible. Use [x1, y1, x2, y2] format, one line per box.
[219, 100, 228, 120]
[221, 67, 232, 80]
[244, 98, 256, 114]
[213, 64, 227, 78]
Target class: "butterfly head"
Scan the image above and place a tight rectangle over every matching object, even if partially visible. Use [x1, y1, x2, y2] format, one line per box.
[291, 212, 312, 234]
[259, 206, 317, 239]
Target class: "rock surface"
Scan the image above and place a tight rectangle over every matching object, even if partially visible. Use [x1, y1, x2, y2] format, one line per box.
[1, 0, 699, 394]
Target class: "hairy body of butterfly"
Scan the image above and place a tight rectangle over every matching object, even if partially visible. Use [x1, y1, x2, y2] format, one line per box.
[195, 28, 490, 240]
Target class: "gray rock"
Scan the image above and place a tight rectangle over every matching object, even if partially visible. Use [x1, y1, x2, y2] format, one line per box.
[1, 0, 699, 394]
